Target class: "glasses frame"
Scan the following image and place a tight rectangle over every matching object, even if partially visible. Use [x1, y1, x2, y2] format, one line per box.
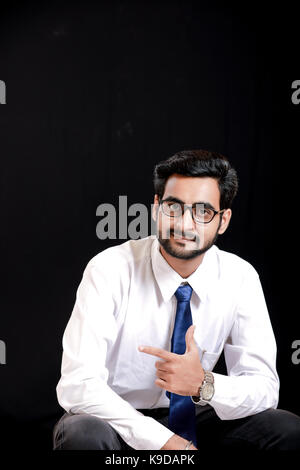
[159, 198, 225, 224]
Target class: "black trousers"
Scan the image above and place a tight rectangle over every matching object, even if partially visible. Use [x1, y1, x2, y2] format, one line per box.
[53, 406, 300, 450]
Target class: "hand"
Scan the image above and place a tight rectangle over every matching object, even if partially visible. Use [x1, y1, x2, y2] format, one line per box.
[160, 434, 198, 450]
[138, 325, 204, 396]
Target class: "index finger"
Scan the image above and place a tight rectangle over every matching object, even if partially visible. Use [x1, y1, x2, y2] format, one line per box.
[138, 345, 173, 361]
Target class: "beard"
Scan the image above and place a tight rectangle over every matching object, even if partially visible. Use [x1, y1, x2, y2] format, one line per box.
[157, 223, 221, 260]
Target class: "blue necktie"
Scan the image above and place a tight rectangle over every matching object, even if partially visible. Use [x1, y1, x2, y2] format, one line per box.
[167, 284, 197, 446]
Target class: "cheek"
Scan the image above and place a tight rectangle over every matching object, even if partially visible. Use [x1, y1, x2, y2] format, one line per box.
[158, 213, 174, 233]
[195, 225, 216, 244]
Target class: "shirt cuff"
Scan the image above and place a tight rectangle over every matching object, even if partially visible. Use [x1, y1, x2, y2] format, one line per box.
[207, 372, 279, 420]
[126, 415, 175, 450]
[197, 372, 241, 419]
[209, 372, 233, 405]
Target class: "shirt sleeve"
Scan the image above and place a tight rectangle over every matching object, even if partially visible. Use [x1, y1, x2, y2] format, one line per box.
[209, 266, 280, 420]
[56, 261, 174, 450]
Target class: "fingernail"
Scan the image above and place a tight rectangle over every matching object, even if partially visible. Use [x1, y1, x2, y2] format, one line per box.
[138, 346, 144, 351]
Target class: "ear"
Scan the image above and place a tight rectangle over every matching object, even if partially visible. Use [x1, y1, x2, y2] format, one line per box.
[218, 208, 232, 235]
[152, 194, 160, 222]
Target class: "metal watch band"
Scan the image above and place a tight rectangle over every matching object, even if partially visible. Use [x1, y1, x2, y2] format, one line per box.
[191, 370, 214, 405]
[191, 395, 208, 405]
[203, 371, 214, 384]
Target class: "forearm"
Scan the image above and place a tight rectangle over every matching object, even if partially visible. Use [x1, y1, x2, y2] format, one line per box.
[208, 269, 280, 420]
[57, 374, 174, 450]
[209, 372, 279, 420]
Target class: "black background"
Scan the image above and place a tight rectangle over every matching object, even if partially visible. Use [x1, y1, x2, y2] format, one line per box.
[0, 0, 299, 451]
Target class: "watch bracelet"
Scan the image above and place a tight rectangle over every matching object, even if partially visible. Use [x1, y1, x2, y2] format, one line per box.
[191, 370, 214, 404]
[184, 440, 193, 450]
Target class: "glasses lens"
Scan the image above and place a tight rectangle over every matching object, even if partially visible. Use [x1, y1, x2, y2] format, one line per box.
[193, 205, 214, 223]
[162, 201, 183, 217]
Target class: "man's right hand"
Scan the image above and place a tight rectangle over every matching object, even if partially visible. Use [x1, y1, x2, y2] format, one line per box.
[160, 434, 198, 450]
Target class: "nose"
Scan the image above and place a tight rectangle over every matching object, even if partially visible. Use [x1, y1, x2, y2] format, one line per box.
[179, 206, 195, 233]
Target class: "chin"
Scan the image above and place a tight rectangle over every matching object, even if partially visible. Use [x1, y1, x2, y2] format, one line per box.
[162, 240, 204, 260]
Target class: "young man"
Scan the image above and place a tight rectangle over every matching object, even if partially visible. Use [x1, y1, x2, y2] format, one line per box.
[53, 150, 300, 450]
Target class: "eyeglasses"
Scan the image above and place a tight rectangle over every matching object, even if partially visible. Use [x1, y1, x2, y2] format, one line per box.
[160, 199, 225, 224]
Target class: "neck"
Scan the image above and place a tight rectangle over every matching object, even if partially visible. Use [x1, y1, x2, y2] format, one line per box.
[159, 246, 205, 278]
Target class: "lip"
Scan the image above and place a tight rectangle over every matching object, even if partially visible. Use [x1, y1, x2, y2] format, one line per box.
[173, 235, 196, 242]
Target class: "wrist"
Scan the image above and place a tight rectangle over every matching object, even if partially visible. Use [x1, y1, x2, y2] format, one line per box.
[191, 370, 215, 404]
[161, 434, 190, 450]
[190, 370, 205, 396]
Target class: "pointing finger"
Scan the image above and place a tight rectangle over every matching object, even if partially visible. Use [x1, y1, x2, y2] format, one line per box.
[138, 345, 173, 361]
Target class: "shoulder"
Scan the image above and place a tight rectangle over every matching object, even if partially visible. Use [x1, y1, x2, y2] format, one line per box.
[84, 236, 154, 280]
[213, 245, 260, 281]
[90, 235, 154, 265]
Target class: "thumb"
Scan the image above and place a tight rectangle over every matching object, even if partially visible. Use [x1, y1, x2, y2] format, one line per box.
[185, 324, 197, 353]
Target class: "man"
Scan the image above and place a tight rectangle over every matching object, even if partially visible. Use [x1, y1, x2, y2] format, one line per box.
[53, 150, 300, 450]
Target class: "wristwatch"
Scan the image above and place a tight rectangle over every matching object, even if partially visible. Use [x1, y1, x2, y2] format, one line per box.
[191, 370, 214, 405]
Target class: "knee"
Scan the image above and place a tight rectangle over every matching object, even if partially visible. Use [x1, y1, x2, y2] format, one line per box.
[53, 413, 122, 450]
[262, 408, 300, 450]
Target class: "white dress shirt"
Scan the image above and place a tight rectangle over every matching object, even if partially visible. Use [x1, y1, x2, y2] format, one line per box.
[56, 235, 279, 450]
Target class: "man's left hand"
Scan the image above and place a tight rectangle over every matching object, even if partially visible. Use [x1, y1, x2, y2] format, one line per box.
[138, 325, 204, 396]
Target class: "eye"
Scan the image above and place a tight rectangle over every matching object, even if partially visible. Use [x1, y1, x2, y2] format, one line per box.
[194, 205, 214, 222]
[169, 202, 181, 211]
[195, 206, 208, 216]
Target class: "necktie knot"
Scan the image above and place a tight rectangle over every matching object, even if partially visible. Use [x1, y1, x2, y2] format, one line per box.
[175, 284, 193, 302]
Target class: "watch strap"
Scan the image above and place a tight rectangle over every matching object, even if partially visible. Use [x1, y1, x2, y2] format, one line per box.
[191, 370, 214, 405]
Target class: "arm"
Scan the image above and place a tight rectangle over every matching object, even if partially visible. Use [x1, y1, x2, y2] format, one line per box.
[161, 435, 197, 450]
[140, 267, 279, 423]
[56, 261, 174, 450]
[210, 267, 279, 420]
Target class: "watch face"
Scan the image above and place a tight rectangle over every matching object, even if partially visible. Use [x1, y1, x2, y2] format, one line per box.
[201, 382, 214, 400]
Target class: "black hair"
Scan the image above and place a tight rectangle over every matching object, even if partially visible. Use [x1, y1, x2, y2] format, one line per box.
[153, 149, 238, 209]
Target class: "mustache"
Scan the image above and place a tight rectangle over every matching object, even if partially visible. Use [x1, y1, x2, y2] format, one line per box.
[170, 228, 199, 242]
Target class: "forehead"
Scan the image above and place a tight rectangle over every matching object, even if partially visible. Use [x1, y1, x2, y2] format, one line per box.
[163, 174, 220, 207]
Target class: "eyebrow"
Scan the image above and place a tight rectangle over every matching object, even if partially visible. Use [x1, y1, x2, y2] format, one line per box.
[162, 196, 217, 211]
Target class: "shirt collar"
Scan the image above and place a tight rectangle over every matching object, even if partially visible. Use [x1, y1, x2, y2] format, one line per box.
[151, 236, 218, 303]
